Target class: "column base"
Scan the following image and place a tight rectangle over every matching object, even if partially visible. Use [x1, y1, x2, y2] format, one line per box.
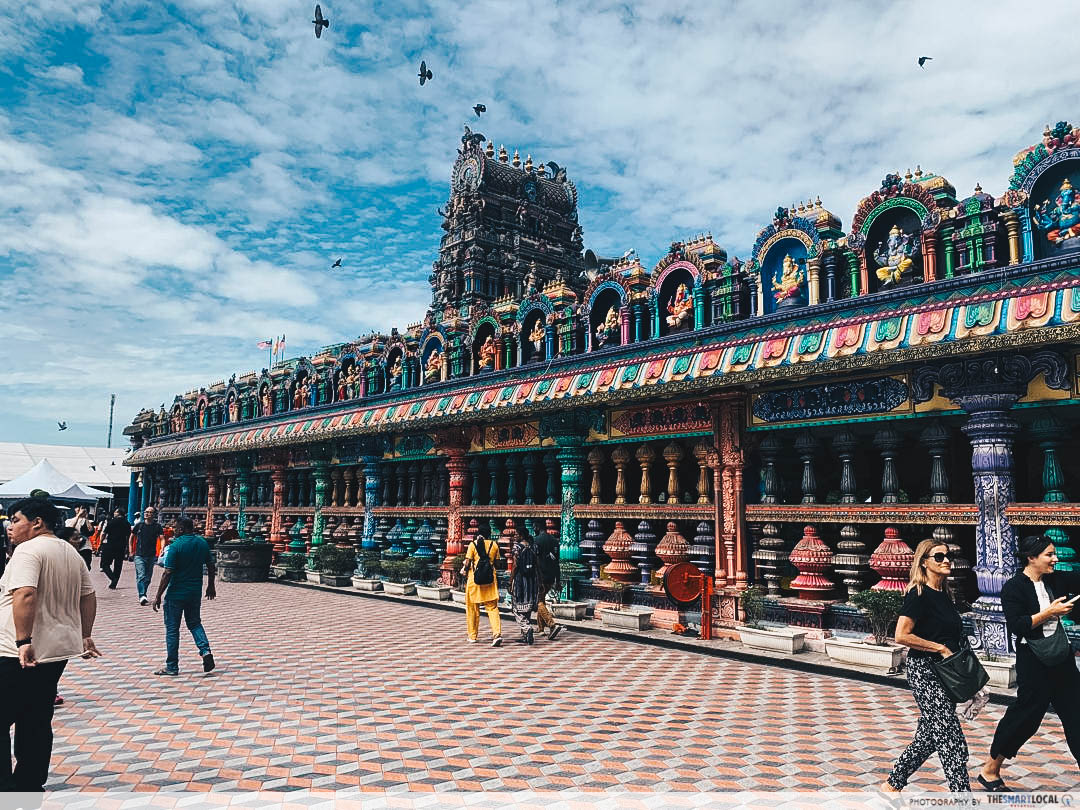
[973, 595, 1010, 655]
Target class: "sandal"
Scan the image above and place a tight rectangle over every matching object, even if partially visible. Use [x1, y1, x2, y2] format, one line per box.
[977, 774, 1011, 792]
[154, 668, 178, 677]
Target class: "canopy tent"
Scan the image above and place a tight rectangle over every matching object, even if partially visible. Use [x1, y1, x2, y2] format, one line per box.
[0, 459, 113, 503]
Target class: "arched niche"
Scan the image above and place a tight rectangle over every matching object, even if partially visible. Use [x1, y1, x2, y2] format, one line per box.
[655, 263, 697, 336]
[257, 380, 274, 416]
[169, 401, 186, 434]
[863, 205, 924, 293]
[195, 396, 209, 429]
[1029, 159, 1080, 260]
[760, 237, 810, 314]
[334, 354, 361, 402]
[224, 386, 241, 423]
[519, 307, 550, 364]
[288, 361, 316, 410]
[588, 282, 626, 350]
[420, 335, 445, 384]
[384, 345, 406, 392]
[472, 318, 499, 373]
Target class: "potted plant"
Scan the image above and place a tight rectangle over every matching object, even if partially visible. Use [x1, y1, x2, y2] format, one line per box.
[414, 558, 451, 601]
[447, 554, 469, 604]
[381, 559, 417, 596]
[826, 589, 906, 672]
[271, 551, 306, 581]
[313, 544, 355, 587]
[599, 581, 652, 630]
[353, 552, 383, 591]
[737, 585, 806, 654]
[979, 650, 1017, 688]
[551, 561, 588, 620]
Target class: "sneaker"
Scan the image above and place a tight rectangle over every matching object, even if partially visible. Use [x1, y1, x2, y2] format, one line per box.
[154, 668, 178, 676]
[491, 636, 502, 648]
[202, 653, 216, 673]
[139, 596, 149, 606]
[547, 624, 562, 641]
[107, 583, 117, 590]
[467, 638, 478, 644]
[514, 635, 529, 644]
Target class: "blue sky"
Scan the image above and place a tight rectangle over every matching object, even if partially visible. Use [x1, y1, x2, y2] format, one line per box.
[0, 1, 1074, 445]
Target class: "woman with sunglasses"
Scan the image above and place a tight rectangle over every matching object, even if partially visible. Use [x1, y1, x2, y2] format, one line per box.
[884, 540, 970, 793]
[978, 534, 1080, 791]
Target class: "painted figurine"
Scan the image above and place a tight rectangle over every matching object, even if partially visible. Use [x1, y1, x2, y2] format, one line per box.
[528, 320, 546, 360]
[389, 357, 403, 389]
[873, 224, 917, 286]
[425, 349, 443, 382]
[171, 410, 183, 433]
[596, 306, 619, 346]
[1034, 178, 1080, 244]
[346, 366, 358, 399]
[771, 254, 804, 303]
[666, 283, 693, 329]
[227, 397, 239, 423]
[261, 387, 272, 416]
[478, 335, 496, 370]
[336, 371, 346, 402]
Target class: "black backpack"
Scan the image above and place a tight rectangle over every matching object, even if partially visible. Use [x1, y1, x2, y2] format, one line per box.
[472, 538, 495, 586]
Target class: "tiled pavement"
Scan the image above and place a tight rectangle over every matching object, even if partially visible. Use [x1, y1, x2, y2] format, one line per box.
[47, 567, 1079, 793]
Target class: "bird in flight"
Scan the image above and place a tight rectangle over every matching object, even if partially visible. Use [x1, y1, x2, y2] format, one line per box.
[331, 258, 342, 269]
[57, 421, 68, 431]
[917, 56, 932, 68]
[89, 465, 97, 471]
[313, 4, 329, 38]
[473, 104, 486, 118]
[418, 60, 433, 86]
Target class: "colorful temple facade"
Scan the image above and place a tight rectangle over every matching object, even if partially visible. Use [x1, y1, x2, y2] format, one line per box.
[125, 121, 1080, 654]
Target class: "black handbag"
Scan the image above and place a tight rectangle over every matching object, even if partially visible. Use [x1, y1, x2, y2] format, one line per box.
[931, 645, 990, 703]
[1028, 621, 1072, 666]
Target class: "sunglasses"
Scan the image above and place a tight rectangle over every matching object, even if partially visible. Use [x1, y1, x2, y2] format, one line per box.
[928, 552, 952, 563]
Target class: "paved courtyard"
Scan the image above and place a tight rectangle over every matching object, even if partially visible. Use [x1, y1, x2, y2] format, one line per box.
[46, 567, 1079, 793]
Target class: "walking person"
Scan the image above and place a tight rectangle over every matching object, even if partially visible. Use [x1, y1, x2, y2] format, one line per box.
[979, 534, 1080, 791]
[460, 533, 502, 647]
[99, 508, 130, 589]
[883, 539, 970, 794]
[0, 497, 101, 791]
[131, 506, 162, 605]
[511, 530, 540, 645]
[534, 519, 562, 641]
[151, 517, 216, 676]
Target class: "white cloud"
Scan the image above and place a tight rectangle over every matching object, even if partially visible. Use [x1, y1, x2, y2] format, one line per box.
[37, 64, 84, 85]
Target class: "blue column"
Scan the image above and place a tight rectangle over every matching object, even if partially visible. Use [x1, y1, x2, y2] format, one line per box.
[360, 455, 380, 551]
[140, 471, 151, 513]
[127, 470, 140, 522]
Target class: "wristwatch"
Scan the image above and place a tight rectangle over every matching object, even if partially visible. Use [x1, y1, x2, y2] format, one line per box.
[16, 637, 31, 647]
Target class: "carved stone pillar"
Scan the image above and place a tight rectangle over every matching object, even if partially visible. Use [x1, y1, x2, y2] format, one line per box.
[874, 427, 902, 503]
[309, 458, 330, 565]
[693, 441, 711, 504]
[556, 444, 587, 582]
[831, 429, 869, 598]
[921, 420, 970, 605]
[522, 452, 536, 505]
[504, 455, 519, 505]
[421, 461, 434, 507]
[382, 465, 393, 507]
[487, 456, 502, 505]
[586, 447, 605, 505]
[611, 446, 630, 505]
[1003, 210, 1022, 265]
[360, 455, 380, 551]
[544, 452, 559, 505]
[795, 431, 818, 504]
[330, 469, 342, 507]
[1032, 415, 1077, 577]
[407, 463, 420, 507]
[205, 471, 219, 535]
[469, 457, 483, 506]
[635, 443, 655, 504]
[343, 466, 356, 508]
[822, 250, 838, 303]
[270, 465, 287, 554]
[443, 450, 469, 580]
[662, 442, 683, 503]
[437, 461, 448, 506]
[807, 256, 821, 306]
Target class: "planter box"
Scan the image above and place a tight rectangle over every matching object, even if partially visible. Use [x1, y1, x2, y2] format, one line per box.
[551, 601, 588, 621]
[738, 625, 807, 654]
[304, 570, 321, 584]
[416, 584, 452, 601]
[825, 637, 906, 673]
[982, 658, 1017, 688]
[382, 581, 416, 596]
[450, 590, 468, 604]
[319, 573, 353, 587]
[599, 608, 653, 631]
[352, 577, 383, 592]
[270, 565, 304, 581]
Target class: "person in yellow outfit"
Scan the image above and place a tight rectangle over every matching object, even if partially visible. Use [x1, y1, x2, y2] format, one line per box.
[461, 534, 503, 647]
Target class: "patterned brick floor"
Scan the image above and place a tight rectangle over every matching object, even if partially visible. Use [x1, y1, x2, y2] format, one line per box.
[46, 567, 1079, 793]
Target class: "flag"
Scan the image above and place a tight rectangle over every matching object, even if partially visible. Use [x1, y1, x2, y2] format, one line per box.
[279, 334, 286, 355]
[256, 340, 272, 350]
[272, 338, 279, 356]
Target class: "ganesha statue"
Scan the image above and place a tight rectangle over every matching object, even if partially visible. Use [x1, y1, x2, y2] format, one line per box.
[873, 224, 918, 286]
[665, 283, 693, 330]
[477, 335, 497, 370]
[771, 254, 805, 307]
[595, 306, 620, 347]
[528, 320, 546, 361]
[1034, 178, 1080, 246]
[424, 349, 443, 382]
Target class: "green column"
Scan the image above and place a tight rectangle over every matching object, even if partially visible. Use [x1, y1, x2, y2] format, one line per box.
[1033, 417, 1077, 590]
[309, 458, 331, 568]
[235, 466, 250, 539]
[844, 252, 859, 296]
[557, 442, 586, 597]
[692, 285, 706, 329]
[941, 224, 956, 279]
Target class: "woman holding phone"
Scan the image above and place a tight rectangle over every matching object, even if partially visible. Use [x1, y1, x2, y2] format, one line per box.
[979, 534, 1080, 791]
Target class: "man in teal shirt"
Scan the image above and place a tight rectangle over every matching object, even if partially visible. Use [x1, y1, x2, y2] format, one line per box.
[152, 517, 217, 675]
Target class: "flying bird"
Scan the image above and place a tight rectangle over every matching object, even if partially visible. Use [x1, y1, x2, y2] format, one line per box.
[313, 4, 329, 38]
[89, 465, 97, 471]
[57, 421, 67, 431]
[418, 60, 433, 86]
[917, 56, 932, 68]
[331, 258, 342, 269]
[473, 104, 486, 118]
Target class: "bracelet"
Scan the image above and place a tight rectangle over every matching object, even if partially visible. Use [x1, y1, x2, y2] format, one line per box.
[16, 638, 31, 647]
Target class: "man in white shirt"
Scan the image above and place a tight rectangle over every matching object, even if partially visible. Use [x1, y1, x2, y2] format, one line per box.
[0, 497, 100, 792]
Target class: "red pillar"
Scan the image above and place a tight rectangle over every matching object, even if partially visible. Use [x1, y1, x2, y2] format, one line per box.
[270, 464, 287, 554]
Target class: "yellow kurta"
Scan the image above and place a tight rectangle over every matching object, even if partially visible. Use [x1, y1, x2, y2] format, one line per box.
[464, 538, 500, 604]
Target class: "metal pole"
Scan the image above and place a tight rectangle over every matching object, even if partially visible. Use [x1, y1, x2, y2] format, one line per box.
[106, 393, 116, 448]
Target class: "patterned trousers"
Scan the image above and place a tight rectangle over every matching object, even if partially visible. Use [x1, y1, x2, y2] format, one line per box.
[887, 657, 971, 793]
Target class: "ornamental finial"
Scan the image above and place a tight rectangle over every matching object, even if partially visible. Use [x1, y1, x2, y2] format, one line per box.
[914, 165, 923, 178]
[974, 181, 982, 193]
[904, 167, 913, 181]
[524, 154, 533, 171]
[485, 141, 494, 157]
[498, 144, 508, 162]
[512, 149, 520, 168]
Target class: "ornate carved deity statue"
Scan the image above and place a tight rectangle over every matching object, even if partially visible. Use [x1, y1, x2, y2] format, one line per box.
[336, 371, 346, 402]
[261, 388, 272, 416]
[873, 224, 917, 285]
[171, 410, 183, 433]
[389, 357, 403, 389]
[228, 397, 239, 423]
[424, 349, 443, 382]
[528, 320, 546, 359]
[771, 254, 804, 303]
[1034, 178, 1080, 244]
[292, 381, 305, 409]
[346, 366, 358, 399]
[478, 335, 497, 370]
[665, 283, 693, 329]
[596, 306, 619, 346]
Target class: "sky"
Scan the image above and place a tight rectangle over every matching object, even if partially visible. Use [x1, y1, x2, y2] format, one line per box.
[0, 0, 1074, 446]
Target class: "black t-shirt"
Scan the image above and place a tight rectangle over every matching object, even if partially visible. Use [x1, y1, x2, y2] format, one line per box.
[104, 516, 131, 546]
[133, 521, 163, 557]
[900, 585, 963, 659]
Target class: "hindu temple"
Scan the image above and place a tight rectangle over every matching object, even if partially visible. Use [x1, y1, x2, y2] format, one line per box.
[125, 120, 1080, 654]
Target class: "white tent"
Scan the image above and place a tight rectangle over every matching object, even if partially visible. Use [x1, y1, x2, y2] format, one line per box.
[0, 459, 113, 503]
